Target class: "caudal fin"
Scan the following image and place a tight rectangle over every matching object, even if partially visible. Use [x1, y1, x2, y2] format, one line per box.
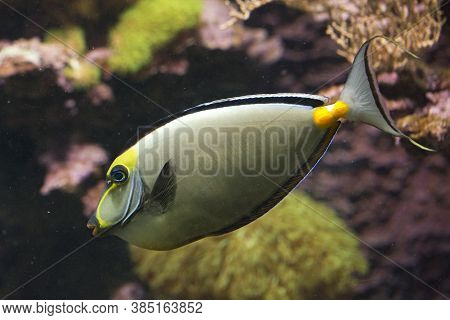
[339, 36, 435, 152]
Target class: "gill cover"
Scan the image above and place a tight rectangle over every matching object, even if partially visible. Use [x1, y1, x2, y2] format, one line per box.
[339, 36, 435, 152]
[88, 146, 144, 234]
[96, 168, 144, 228]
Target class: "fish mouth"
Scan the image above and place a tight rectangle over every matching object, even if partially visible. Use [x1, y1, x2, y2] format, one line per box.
[87, 214, 102, 237]
[87, 223, 99, 236]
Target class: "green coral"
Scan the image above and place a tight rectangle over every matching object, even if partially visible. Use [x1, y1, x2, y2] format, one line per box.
[108, 0, 202, 74]
[44, 26, 87, 53]
[63, 59, 101, 90]
[130, 191, 368, 299]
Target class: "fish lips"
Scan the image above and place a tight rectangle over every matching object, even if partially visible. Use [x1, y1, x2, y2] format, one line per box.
[87, 169, 145, 237]
[86, 215, 103, 237]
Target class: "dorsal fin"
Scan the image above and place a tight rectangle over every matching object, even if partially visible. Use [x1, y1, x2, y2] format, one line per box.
[192, 93, 327, 111]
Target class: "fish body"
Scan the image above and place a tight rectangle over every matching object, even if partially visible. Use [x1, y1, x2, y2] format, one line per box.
[116, 98, 336, 250]
[88, 37, 433, 250]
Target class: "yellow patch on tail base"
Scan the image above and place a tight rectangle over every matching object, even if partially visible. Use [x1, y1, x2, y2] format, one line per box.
[313, 100, 349, 129]
[331, 101, 349, 118]
[313, 107, 334, 129]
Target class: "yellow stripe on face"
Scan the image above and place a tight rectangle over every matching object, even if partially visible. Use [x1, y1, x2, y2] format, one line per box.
[96, 144, 139, 228]
[107, 145, 138, 176]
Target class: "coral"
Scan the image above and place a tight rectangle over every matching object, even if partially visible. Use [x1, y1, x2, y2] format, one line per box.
[39, 144, 108, 195]
[108, 0, 202, 74]
[44, 26, 87, 54]
[391, 69, 449, 150]
[130, 192, 368, 299]
[0, 38, 105, 95]
[397, 113, 447, 143]
[222, 0, 444, 70]
[0, 38, 71, 78]
[325, 0, 445, 70]
[283, 0, 329, 14]
[200, 0, 236, 50]
[397, 89, 449, 148]
[222, 0, 329, 25]
[222, 0, 274, 28]
[200, 0, 284, 64]
[425, 90, 450, 119]
[63, 59, 101, 90]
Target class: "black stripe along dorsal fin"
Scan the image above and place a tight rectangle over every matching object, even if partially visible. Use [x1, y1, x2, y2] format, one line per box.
[121, 93, 328, 152]
[193, 93, 328, 111]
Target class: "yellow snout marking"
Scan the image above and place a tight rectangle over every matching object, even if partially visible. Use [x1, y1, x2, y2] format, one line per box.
[96, 183, 118, 228]
[313, 100, 349, 129]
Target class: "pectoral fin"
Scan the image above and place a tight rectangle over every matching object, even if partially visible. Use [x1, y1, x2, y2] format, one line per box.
[150, 160, 177, 213]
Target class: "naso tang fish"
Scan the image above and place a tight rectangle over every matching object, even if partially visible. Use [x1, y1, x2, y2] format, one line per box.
[87, 37, 433, 250]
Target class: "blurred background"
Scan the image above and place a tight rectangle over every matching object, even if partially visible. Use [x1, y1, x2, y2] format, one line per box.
[0, 0, 448, 299]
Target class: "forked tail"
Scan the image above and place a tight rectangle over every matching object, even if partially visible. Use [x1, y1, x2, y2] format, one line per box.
[339, 36, 435, 151]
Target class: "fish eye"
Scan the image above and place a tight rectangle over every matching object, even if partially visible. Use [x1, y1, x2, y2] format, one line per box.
[110, 165, 128, 183]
